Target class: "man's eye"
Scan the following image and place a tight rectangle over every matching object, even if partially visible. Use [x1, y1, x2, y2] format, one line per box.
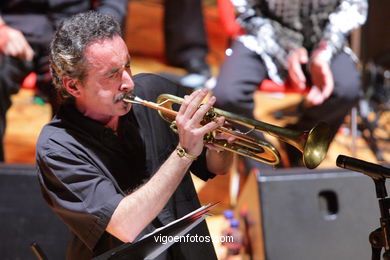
[109, 73, 117, 78]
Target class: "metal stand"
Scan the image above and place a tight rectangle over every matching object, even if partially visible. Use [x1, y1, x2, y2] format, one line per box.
[359, 60, 390, 162]
[369, 178, 390, 260]
[358, 98, 387, 162]
[30, 242, 48, 260]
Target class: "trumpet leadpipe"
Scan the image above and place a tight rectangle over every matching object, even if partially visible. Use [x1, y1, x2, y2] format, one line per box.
[122, 92, 178, 119]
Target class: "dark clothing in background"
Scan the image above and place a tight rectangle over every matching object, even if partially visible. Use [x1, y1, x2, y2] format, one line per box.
[0, 56, 33, 161]
[215, 40, 360, 137]
[164, 0, 208, 69]
[0, 0, 128, 161]
[36, 74, 218, 260]
[214, 40, 360, 169]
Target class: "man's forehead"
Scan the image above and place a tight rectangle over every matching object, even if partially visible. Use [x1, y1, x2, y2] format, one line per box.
[84, 37, 130, 65]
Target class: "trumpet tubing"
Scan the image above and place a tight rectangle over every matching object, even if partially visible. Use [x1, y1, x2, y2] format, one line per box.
[123, 93, 332, 169]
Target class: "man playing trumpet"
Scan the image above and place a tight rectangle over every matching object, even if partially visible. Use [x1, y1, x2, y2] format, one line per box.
[36, 11, 233, 260]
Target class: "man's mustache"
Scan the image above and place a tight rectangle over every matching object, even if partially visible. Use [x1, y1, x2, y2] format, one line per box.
[115, 91, 133, 103]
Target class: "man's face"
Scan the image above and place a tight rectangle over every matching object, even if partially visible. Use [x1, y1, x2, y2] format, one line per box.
[75, 35, 134, 123]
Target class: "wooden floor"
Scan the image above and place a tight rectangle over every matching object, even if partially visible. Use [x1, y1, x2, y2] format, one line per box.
[3, 1, 390, 259]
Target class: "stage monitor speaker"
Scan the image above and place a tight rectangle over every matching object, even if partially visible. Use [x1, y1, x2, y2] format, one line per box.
[236, 167, 383, 260]
[0, 163, 69, 260]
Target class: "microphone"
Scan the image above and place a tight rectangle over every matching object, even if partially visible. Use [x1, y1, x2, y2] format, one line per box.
[336, 155, 390, 180]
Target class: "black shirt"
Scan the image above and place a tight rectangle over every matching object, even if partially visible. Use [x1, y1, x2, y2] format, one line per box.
[36, 73, 217, 259]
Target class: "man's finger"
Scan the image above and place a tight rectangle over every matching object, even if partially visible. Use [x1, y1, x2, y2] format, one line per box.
[321, 70, 334, 99]
[289, 63, 306, 90]
[182, 89, 208, 119]
[190, 95, 216, 124]
[197, 116, 224, 136]
[20, 38, 34, 61]
[306, 85, 324, 105]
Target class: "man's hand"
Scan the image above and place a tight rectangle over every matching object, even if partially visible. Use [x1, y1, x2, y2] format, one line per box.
[204, 120, 236, 152]
[175, 89, 225, 157]
[205, 132, 235, 152]
[287, 47, 309, 91]
[307, 52, 334, 105]
[0, 25, 34, 61]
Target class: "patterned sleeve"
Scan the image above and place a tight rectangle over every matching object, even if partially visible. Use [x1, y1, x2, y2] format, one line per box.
[231, 0, 303, 73]
[315, 0, 368, 62]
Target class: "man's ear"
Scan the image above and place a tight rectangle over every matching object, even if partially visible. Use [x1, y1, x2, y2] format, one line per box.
[62, 76, 81, 97]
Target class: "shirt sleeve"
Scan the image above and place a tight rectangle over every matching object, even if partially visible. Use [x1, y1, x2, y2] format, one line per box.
[37, 149, 124, 251]
[232, 0, 303, 69]
[190, 148, 216, 181]
[315, 0, 368, 62]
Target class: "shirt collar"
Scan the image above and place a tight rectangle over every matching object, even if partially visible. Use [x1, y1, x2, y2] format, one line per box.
[55, 102, 132, 140]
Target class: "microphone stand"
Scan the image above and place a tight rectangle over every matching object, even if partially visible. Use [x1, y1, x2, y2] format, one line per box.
[369, 178, 390, 260]
[336, 155, 390, 259]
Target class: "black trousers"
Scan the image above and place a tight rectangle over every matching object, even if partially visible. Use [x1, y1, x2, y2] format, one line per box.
[213, 40, 361, 168]
[0, 38, 53, 162]
[163, 0, 208, 67]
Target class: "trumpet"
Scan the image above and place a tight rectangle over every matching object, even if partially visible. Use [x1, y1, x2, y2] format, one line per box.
[122, 93, 332, 169]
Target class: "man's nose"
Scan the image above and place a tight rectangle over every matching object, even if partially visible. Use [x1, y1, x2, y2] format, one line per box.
[120, 69, 134, 91]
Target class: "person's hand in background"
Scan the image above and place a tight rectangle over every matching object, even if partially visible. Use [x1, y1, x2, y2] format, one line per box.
[0, 18, 34, 61]
[287, 47, 309, 91]
[307, 43, 334, 105]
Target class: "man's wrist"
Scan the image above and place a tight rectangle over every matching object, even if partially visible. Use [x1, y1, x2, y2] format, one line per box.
[176, 145, 198, 161]
[311, 41, 332, 64]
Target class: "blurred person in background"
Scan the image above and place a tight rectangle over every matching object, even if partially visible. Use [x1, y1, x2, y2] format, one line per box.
[164, 0, 212, 89]
[213, 0, 368, 170]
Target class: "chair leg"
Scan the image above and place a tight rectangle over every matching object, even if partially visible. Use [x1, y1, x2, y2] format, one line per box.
[350, 105, 358, 157]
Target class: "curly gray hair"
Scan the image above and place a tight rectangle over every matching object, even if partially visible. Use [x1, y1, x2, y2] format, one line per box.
[49, 11, 122, 103]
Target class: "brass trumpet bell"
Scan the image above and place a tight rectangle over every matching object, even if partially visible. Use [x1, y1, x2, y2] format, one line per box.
[123, 93, 332, 169]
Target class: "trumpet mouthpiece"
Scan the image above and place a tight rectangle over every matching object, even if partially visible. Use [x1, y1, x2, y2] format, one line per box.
[122, 92, 144, 104]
